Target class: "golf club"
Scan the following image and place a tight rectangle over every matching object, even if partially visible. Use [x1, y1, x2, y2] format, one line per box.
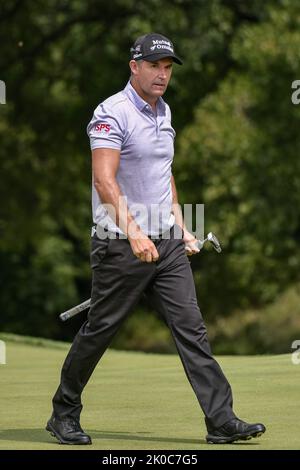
[59, 232, 222, 322]
[195, 231, 222, 253]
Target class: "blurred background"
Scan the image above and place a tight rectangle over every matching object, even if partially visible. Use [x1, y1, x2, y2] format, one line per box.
[1, 0, 300, 355]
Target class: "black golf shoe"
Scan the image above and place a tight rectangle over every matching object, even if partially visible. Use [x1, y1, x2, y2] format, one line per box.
[46, 414, 92, 445]
[206, 418, 266, 444]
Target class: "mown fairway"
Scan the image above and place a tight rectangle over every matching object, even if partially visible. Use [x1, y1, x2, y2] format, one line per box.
[0, 336, 299, 450]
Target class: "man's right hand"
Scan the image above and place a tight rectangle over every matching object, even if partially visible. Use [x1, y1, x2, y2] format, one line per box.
[128, 230, 159, 263]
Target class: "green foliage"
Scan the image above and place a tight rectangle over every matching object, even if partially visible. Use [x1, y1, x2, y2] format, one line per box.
[208, 282, 300, 354]
[0, 0, 299, 353]
[176, 0, 300, 317]
[111, 306, 176, 354]
[0, 233, 81, 338]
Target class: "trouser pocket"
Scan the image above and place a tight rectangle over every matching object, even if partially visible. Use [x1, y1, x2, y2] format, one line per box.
[90, 235, 110, 268]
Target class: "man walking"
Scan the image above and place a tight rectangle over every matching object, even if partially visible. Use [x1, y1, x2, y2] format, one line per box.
[46, 33, 266, 445]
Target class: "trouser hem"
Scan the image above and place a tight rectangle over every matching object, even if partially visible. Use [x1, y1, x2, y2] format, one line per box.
[205, 409, 237, 432]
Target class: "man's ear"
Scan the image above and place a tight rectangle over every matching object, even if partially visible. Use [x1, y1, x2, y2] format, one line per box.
[129, 60, 139, 76]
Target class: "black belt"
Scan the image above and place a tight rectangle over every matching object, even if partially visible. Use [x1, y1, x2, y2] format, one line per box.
[92, 224, 175, 240]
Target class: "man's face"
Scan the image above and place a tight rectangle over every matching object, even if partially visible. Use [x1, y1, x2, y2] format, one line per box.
[130, 57, 173, 101]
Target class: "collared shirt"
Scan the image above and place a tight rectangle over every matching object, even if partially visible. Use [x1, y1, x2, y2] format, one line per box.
[87, 80, 176, 235]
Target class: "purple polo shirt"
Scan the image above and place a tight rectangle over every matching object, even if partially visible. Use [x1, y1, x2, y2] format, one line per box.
[87, 81, 176, 235]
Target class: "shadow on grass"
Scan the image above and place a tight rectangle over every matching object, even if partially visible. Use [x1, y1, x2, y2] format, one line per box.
[0, 428, 260, 447]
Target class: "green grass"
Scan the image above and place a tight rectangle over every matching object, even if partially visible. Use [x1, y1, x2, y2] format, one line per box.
[0, 334, 299, 450]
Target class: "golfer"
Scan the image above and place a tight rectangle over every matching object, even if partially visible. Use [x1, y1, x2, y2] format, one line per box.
[46, 33, 266, 445]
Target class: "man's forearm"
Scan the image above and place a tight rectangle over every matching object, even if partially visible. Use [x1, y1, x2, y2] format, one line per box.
[171, 174, 198, 243]
[95, 178, 142, 238]
[171, 174, 187, 231]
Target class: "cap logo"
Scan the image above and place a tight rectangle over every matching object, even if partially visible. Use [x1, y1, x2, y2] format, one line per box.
[150, 39, 174, 53]
[152, 39, 172, 46]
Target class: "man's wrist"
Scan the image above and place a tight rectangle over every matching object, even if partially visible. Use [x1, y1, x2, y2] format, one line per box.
[183, 228, 197, 243]
[127, 222, 146, 241]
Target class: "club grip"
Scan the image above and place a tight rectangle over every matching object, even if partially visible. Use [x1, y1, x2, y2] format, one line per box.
[185, 239, 204, 252]
[59, 299, 91, 322]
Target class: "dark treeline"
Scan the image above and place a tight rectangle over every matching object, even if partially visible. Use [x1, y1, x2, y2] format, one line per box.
[1, 0, 300, 353]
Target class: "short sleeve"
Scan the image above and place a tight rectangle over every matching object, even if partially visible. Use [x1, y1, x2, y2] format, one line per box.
[87, 102, 124, 150]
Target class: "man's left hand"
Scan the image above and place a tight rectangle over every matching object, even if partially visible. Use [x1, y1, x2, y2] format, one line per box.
[183, 230, 201, 256]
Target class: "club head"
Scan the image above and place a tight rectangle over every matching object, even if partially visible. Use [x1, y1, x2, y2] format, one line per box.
[207, 232, 222, 253]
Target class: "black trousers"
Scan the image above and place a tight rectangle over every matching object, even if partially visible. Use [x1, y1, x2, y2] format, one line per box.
[52, 225, 236, 430]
